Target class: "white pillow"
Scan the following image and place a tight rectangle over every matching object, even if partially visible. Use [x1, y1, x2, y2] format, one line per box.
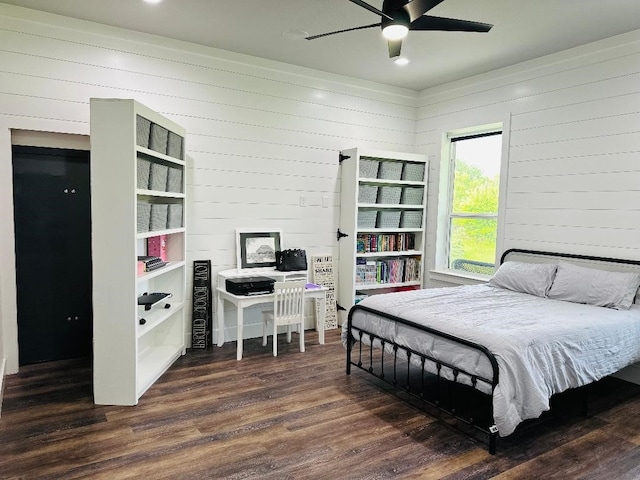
[547, 262, 640, 310]
[488, 261, 557, 297]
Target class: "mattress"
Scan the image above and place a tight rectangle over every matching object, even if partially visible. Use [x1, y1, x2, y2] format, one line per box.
[345, 284, 640, 436]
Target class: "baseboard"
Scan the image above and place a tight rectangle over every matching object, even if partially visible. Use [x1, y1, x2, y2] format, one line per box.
[0, 357, 6, 417]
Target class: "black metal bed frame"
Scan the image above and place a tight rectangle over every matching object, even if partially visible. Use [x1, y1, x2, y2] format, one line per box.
[345, 248, 640, 454]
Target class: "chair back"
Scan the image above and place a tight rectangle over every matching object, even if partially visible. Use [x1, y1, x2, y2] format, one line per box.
[272, 280, 306, 326]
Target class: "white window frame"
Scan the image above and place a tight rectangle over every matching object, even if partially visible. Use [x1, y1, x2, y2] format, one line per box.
[432, 118, 511, 285]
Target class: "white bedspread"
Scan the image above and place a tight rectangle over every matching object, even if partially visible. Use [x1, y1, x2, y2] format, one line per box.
[345, 284, 640, 437]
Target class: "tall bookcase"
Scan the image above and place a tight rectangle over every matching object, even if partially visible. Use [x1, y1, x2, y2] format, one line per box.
[91, 98, 187, 406]
[338, 148, 428, 322]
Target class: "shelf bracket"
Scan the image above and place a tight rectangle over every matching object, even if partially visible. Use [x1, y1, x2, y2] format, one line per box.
[336, 229, 349, 241]
[336, 303, 346, 312]
[339, 153, 350, 164]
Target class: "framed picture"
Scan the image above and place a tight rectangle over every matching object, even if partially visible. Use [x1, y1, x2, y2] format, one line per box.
[236, 229, 282, 270]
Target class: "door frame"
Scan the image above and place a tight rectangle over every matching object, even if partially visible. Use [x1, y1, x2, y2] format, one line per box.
[0, 126, 90, 377]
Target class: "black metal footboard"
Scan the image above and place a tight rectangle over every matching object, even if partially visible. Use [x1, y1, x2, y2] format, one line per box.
[346, 304, 500, 454]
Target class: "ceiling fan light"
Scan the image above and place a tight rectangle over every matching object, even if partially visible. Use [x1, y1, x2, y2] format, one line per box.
[382, 24, 409, 40]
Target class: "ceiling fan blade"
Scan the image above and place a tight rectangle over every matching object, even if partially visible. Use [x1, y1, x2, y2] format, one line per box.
[401, 0, 446, 22]
[388, 39, 402, 58]
[348, 0, 394, 21]
[410, 15, 493, 32]
[306, 22, 381, 40]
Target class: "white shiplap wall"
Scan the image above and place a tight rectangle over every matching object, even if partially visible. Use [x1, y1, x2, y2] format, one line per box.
[416, 29, 640, 287]
[0, 4, 419, 373]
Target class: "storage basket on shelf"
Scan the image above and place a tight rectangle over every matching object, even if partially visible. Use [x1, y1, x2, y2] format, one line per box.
[136, 158, 151, 190]
[359, 158, 379, 179]
[401, 210, 423, 228]
[137, 203, 151, 233]
[136, 115, 151, 149]
[358, 185, 379, 204]
[378, 161, 403, 180]
[166, 166, 183, 193]
[149, 123, 169, 155]
[377, 185, 402, 204]
[167, 132, 184, 160]
[402, 162, 425, 182]
[167, 203, 183, 229]
[401, 186, 424, 205]
[377, 210, 401, 228]
[149, 163, 169, 192]
[150, 204, 168, 231]
[357, 210, 378, 229]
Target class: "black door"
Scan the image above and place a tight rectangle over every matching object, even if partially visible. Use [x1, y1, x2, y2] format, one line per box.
[12, 146, 92, 365]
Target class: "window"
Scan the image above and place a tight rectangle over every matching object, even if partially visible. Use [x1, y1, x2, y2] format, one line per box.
[446, 130, 502, 275]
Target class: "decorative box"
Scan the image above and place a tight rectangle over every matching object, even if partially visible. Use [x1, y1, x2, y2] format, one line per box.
[147, 235, 167, 261]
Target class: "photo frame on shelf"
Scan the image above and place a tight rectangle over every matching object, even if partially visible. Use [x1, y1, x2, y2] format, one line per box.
[236, 229, 282, 271]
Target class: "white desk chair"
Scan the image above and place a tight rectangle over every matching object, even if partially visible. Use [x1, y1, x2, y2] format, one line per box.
[262, 280, 306, 356]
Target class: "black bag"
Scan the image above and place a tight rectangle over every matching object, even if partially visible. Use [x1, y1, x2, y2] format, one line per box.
[275, 249, 307, 271]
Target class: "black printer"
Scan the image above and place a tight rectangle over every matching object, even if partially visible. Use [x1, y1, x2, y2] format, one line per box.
[226, 276, 275, 296]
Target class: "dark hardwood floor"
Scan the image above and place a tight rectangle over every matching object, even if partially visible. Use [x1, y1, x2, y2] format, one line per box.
[2, 329, 640, 479]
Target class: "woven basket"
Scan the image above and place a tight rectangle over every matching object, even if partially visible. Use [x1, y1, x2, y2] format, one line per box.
[136, 115, 151, 149]
[378, 161, 403, 180]
[400, 210, 423, 228]
[358, 185, 378, 204]
[167, 131, 184, 159]
[149, 123, 169, 155]
[377, 186, 402, 204]
[357, 210, 377, 228]
[166, 166, 183, 193]
[136, 158, 151, 190]
[149, 163, 169, 192]
[150, 204, 168, 231]
[401, 187, 424, 205]
[137, 203, 151, 233]
[376, 210, 401, 228]
[402, 162, 425, 182]
[167, 203, 183, 229]
[359, 159, 379, 179]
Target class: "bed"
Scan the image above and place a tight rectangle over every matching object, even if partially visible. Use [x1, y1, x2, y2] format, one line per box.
[343, 249, 640, 453]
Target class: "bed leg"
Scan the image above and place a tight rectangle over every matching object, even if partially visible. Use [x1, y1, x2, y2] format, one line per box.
[581, 387, 588, 417]
[346, 331, 352, 375]
[489, 425, 498, 455]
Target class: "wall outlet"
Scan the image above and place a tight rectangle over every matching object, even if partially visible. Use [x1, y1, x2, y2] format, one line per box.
[299, 195, 307, 207]
[322, 196, 329, 208]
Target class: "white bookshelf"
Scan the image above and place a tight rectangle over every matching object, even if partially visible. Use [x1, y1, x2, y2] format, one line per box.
[338, 148, 428, 323]
[90, 98, 187, 406]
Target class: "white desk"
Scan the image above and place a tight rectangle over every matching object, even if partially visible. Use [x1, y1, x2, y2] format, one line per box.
[216, 269, 328, 360]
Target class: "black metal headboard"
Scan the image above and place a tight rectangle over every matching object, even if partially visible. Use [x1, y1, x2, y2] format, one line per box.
[500, 248, 640, 268]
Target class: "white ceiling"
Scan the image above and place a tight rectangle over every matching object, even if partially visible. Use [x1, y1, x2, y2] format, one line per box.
[2, 0, 640, 91]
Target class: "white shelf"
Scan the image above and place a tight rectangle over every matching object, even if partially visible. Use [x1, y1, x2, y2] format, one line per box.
[91, 98, 187, 406]
[136, 146, 186, 166]
[356, 228, 423, 234]
[137, 302, 185, 339]
[355, 280, 422, 291]
[356, 250, 423, 258]
[358, 178, 425, 187]
[358, 203, 423, 209]
[137, 261, 185, 282]
[137, 189, 186, 199]
[338, 148, 428, 320]
[137, 227, 185, 240]
[137, 344, 184, 398]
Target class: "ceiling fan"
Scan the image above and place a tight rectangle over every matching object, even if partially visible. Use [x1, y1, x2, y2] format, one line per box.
[306, 0, 493, 59]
